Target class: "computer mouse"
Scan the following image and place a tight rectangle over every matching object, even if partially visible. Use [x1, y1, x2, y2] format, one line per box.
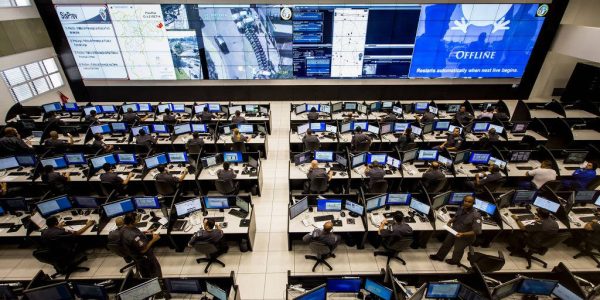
[340, 211, 346, 218]
[142, 215, 150, 221]
[64, 217, 72, 221]
[221, 222, 228, 228]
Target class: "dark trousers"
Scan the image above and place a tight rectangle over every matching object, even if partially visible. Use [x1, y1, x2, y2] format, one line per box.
[136, 252, 163, 278]
[507, 232, 527, 254]
[434, 233, 476, 263]
[215, 241, 229, 257]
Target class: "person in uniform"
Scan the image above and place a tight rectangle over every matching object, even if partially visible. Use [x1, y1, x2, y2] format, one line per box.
[120, 213, 162, 278]
[303, 221, 341, 253]
[122, 107, 149, 124]
[492, 108, 510, 121]
[135, 129, 156, 148]
[419, 110, 436, 123]
[231, 111, 246, 124]
[41, 216, 95, 255]
[84, 110, 98, 124]
[397, 127, 414, 150]
[438, 127, 463, 151]
[381, 111, 398, 122]
[92, 133, 113, 153]
[302, 129, 320, 151]
[0, 127, 33, 155]
[42, 165, 69, 193]
[188, 218, 228, 256]
[467, 165, 502, 190]
[199, 107, 215, 122]
[454, 106, 473, 125]
[484, 128, 500, 142]
[161, 108, 177, 123]
[507, 209, 558, 255]
[231, 128, 250, 152]
[430, 195, 482, 265]
[351, 127, 372, 151]
[307, 107, 319, 121]
[45, 112, 65, 126]
[216, 162, 238, 194]
[378, 211, 413, 246]
[155, 165, 187, 189]
[107, 217, 133, 267]
[304, 160, 333, 193]
[364, 161, 386, 191]
[100, 163, 133, 193]
[186, 132, 205, 150]
[422, 161, 445, 188]
[44, 130, 73, 147]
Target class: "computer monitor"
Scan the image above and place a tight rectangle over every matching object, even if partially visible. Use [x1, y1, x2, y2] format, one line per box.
[309, 122, 325, 132]
[174, 124, 191, 135]
[344, 102, 357, 110]
[314, 151, 334, 162]
[102, 198, 135, 218]
[238, 124, 253, 133]
[293, 284, 326, 300]
[489, 157, 507, 169]
[410, 199, 430, 215]
[340, 122, 352, 133]
[575, 191, 598, 203]
[367, 153, 387, 165]
[204, 197, 230, 210]
[64, 153, 86, 165]
[144, 153, 168, 169]
[111, 122, 127, 132]
[437, 155, 452, 167]
[91, 124, 111, 134]
[447, 104, 460, 113]
[175, 198, 202, 217]
[307, 104, 320, 112]
[512, 190, 537, 204]
[509, 151, 531, 162]
[393, 123, 410, 132]
[488, 124, 504, 134]
[403, 149, 418, 163]
[192, 124, 208, 133]
[36, 195, 72, 217]
[72, 196, 99, 208]
[366, 195, 387, 212]
[357, 104, 368, 114]
[411, 126, 422, 136]
[207, 103, 220, 112]
[492, 278, 522, 299]
[167, 152, 188, 163]
[434, 121, 450, 131]
[32, 130, 43, 138]
[151, 124, 169, 134]
[24, 282, 73, 300]
[201, 154, 221, 168]
[138, 103, 152, 112]
[325, 124, 337, 133]
[386, 157, 401, 168]
[564, 151, 588, 164]
[414, 102, 428, 112]
[0, 197, 28, 212]
[206, 282, 228, 300]
[381, 101, 393, 109]
[351, 152, 367, 168]
[448, 125, 463, 134]
[15, 154, 36, 166]
[64, 102, 79, 112]
[223, 152, 243, 163]
[327, 278, 361, 293]
[100, 105, 116, 113]
[426, 282, 461, 299]
[72, 282, 108, 300]
[297, 123, 309, 135]
[533, 196, 560, 213]
[121, 103, 138, 112]
[320, 104, 331, 113]
[332, 102, 343, 112]
[387, 193, 411, 205]
[290, 197, 309, 219]
[42, 102, 62, 113]
[453, 151, 469, 164]
[171, 104, 185, 113]
[448, 192, 473, 205]
[344, 200, 364, 216]
[552, 283, 584, 300]
[335, 154, 347, 167]
[418, 150, 438, 161]
[517, 278, 558, 296]
[84, 106, 98, 115]
[317, 199, 342, 212]
[293, 151, 312, 166]
[131, 125, 150, 136]
[353, 122, 368, 131]
[511, 122, 528, 133]
[248, 156, 259, 169]
[422, 122, 433, 135]
[469, 152, 491, 164]
[41, 156, 68, 169]
[118, 277, 162, 300]
[428, 106, 439, 114]
[472, 122, 490, 133]
[392, 106, 402, 115]
[134, 197, 160, 209]
[116, 153, 137, 165]
[164, 279, 203, 294]
[474, 198, 497, 215]
[295, 104, 306, 114]
[236, 197, 249, 213]
[364, 279, 393, 300]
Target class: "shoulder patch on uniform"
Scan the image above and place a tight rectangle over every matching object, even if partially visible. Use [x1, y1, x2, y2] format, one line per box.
[476, 219, 481, 223]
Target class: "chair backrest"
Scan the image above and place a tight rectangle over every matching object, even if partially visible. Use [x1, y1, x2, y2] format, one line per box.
[107, 242, 130, 259]
[304, 140, 320, 151]
[231, 141, 246, 152]
[369, 180, 388, 194]
[310, 176, 329, 193]
[193, 242, 218, 255]
[215, 179, 236, 195]
[484, 177, 506, 192]
[539, 180, 562, 193]
[468, 247, 505, 273]
[155, 181, 176, 196]
[100, 182, 120, 197]
[355, 140, 371, 152]
[424, 177, 447, 194]
[33, 248, 55, 265]
[531, 232, 570, 250]
[386, 237, 413, 252]
[187, 143, 202, 155]
[309, 241, 332, 256]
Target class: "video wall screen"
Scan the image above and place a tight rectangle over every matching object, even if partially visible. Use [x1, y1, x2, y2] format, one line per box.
[55, 3, 549, 80]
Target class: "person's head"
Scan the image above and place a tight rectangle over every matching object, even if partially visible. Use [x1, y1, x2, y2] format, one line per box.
[310, 107, 317, 113]
[192, 132, 200, 139]
[204, 218, 215, 230]
[94, 133, 103, 141]
[49, 130, 59, 139]
[223, 162, 230, 170]
[46, 216, 59, 228]
[486, 107, 494, 113]
[115, 216, 124, 228]
[123, 213, 137, 225]
[586, 162, 598, 170]
[44, 164, 55, 173]
[355, 126, 362, 133]
[536, 209, 550, 219]
[488, 128, 496, 135]
[203, 107, 209, 112]
[405, 127, 412, 135]
[164, 108, 171, 114]
[462, 195, 475, 209]
[541, 160, 553, 169]
[489, 164, 500, 173]
[310, 160, 318, 169]
[306, 129, 313, 135]
[393, 211, 405, 223]
[459, 106, 466, 113]
[138, 129, 146, 136]
[102, 163, 112, 172]
[235, 110, 241, 117]
[453, 127, 460, 136]
[127, 108, 134, 113]
[233, 128, 240, 136]
[89, 110, 97, 116]
[431, 161, 440, 169]
[323, 221, 333, 233]
[157, 165, 166, 173]
[371, 161, 380, 168]
[3, 127, 18, 137]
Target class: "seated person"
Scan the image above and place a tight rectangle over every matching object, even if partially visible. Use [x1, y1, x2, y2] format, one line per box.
[45, 112, 65, 126]
[155, 165, 187, 187]
[351, 127, 372, 152]
[364, 161, 386, 191]
[562, 162, 598, 190]
[466, 165, 502, 190]
[44, 130, 73, 147]
[199, 106, 215, 122]
[522, 160, 556, 190]
[397, 128, 414, 150]
[217, 162, 239, 193]
[507, 209, 558, 255]
[42, 165, 69, 193]
[307, 107, 319, 121]
[417, 110, 435, 124]
[454, 106, 473, 125]
[231, 128, 250, 152]
[0, 127, 33, 155]
[437, 127, 463, 151]
[477, 107, 494, 119]
[378, 211, 413, 246]
[381, 111, 398, 122]
[422, 161, 445, 188]
[188, 219, 228, 256]
[302, 129, 320, 151]
[302, 221, 340, 254]
[185, 132, 204, 150]
[122, 108, 148, 124]
[92, 133, 113, 153]
[100, 163, 133, 192]
[41, 216, 95, 254]
[303, 160, 333, 193]
[231, 111, 246, 124]
[493, 108, 510, 121]
[162, 108, 178, 122]
[84, 110, 98, 124]
[135, 129, 156, 148]
[484, 128, 500, 142]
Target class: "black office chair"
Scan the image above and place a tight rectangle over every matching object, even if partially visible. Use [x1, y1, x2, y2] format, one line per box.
[355, 140, 371, 152]
[215, 179, 238, 195]
[100, 182, 122, 197]
[193, 242, 226, 273]
[482, 177, 506, 193]
[135, 143, 153, 157]
[231, 140, 246, 152]
[32, 248, 89, 279]
[305, 241, 334, 272]
[422, 177, 447, 194]
[373, 237, 412, 267]
[513, 232, 570, 269]
[155, 181, 177, 196]
[186, 143, 202, 158]
[308, 177, 329, 194]
[106, 242, 136, 274]
[463, 246, 505, 272]
[573, 235, 600, 268]
[304, 140, 320, 151]
[539, 180, 562, 193]
[369, 180, 389, 194]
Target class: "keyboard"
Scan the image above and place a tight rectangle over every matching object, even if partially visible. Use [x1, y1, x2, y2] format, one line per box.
[572, 208, 597, 214]
[9, 172, 29, 176]
[228, 209, 248, 219]
[482, 218, 497, 226]
[509, 208, 531, 215]
[171, 220, 187, 231]
[330, 164, 345, 171]
[469, 170, 481, 174]
[168, 171, 182, 175]
[64, 220, 88, 226]
[579, 216, 597, 223]
[135, 222, 148, 228]
[565, 166, 580, 171]
[69, 172, 81, 176]
[385, 170, 393, 175]
[516, 166, 534, 170]
[516, 214, 536, 221]
[0, 223, 14, 228]
[313, 215, 334, 222]
[206, 217, 225, 223]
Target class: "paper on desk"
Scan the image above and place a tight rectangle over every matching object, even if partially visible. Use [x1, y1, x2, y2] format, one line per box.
[158, 217, 169, 225]
[522, 220, 536, 226]
[2, 176, 18, 182]
[443, 224, 458, 236]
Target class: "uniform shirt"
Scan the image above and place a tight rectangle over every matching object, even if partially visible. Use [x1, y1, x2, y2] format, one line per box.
[163, 114, 176, 122]
[122, 113, 139, 123]
[46, 172, 67, 185]
[136, 135, 155, 145]
[217, 169, 237, 181]
[445, 135, 463, 148]
[231, 116, 246, 124]
[100, 172, 123, 186]
[365, 167, 385, 188]
[421, 112, 435, 123]
[302, 229, 340, 250]
[382, 113, 397, 122]
[524, 217, 558, 245]
[46, 116, 65, 126]
[156, 172, 179, 184]
[528, 168, 557, 189]
[397, 134, 414, 147]
[307, 112, 319, 121]
[302, 135, 320, 149]
[380, 222, 413, 243]
[121, 226, 152, 259]
[41, 226, 74, 253]
[186, 137, 204, 147]
[572, 168, 597, 190]
[44, 138, 67, 147]
[307, 168, 327, 181]
[351, 133, 372, 149]
[479, 172, 502, 186]
[189, 228, 224, 245]
[0, 136, 31, 155]
[487, 133, 500, 142]
[452, 207, 482, 235]
[423, 169, 445, 182]
[200, 111, 214, 122]
[455, 111, 473, 124]
[84, 115, 98, 123]
[107, 226, 124, 244]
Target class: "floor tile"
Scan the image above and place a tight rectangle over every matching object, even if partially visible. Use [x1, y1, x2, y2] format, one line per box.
[238, 252, 268, 274]
[263, 273, 288, 299]
[268, 232, 288, 251]
[266, 251, 294, 273]
[237, 273, 266, 300]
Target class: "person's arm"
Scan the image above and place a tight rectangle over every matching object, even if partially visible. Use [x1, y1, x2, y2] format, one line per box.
[474, 173, 481, 186]
[141, 233, 160, 254]
[377, 220, 389, 234]
[61, 172, 71, 182]
[327, 171, 333, 181]
[178, 169, 188, 181]
[584, 221, 595, 231]
[73, 220, 95, 235]
[511, 215, 527, 230]
[123, 173, 133, 185]
[66, 133, 74, 144]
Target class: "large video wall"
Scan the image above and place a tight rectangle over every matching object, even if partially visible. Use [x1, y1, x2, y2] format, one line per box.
[55, 3, 548, 80]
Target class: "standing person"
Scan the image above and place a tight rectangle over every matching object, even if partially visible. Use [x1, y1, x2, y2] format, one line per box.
[454, 106, 473, 125]
[120, 213, 162, 278]
[231, 128, 250, 152]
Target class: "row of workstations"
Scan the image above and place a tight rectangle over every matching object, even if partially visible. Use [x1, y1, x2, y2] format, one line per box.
[0, 151, 264, 196]
[286, 263, 596, 300]
[286, 185, 600, 253]
[6, 101, 272, 131]
[0, 191, 256, 251]
[0, 269, 240, 300]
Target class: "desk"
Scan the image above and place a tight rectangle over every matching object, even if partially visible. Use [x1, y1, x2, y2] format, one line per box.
[499, 206, 568, 230]
[506, 131, 548, 142]
[33, 166, 89, 182]
[454, 163, 483, 179]
[0, 214, 29, 238]
[290, 112, 330, 121]
[352, 165, 402, 180]
[434, 206, 501, 231]
[338, 132, 381, 144]
[402, 164, 454, 179]
[228, 112, 270, 123]
[421, 132, 450, 143]
[88, 134, 129, 146]
[154, 113, 192, 122]
[366, 207, 434, 232]
[529, 109, 563, 119]
[288, 209, 366, 250]
[572, 129, 600, 141]
[555, 161, 600, 177]
[0, 166, 36, 183]
[89, 165, 145, 182]
[289, 132, 339, 152]
[465, 133, 506, 143]
[24, 135, 42, 146]
[197, 163, 263, 195]
[331, 112, 367, 121]
[30, 209, 101, 237]
[567, 204, 599, 229]
[143, 166, 196, 181]
[100, 209, 169, 236]
[565, 110, 598, 119]
[171, 133, 216, 145]
[215, 134, 268, 158]
[289, 163, 350, 181]
[506, 161, 541, 177]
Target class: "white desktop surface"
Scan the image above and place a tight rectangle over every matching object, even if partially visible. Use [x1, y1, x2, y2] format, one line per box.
[465, 133, 506, 142]
[30, 210, 101, 237]
[454, 163, 483, 179]
[565, 109, 598, 119]
[87, 133, 129, 145]
[172, 133, 216, 145]
[331, 112, 368, 121]
[288, 209, 365, 233]
[0, 166, 36, 182]
[144, 166, 196, 181]
[100, 208, 169, 236]
[215, 135, 265, 145]
[499, 206, 567, 230]
[32, 166, 88, 182]
[0, 214, 29, 237]
[529, 109, 563, 119]
[352, 165, 402, 179]
[289, 132, 338, 144]
[198, 164, 261, 181]
[170, 208, 250, 235]
[289, 163, 349, 180]
[572, 129, 600, 141]
[89, 165, 144, 182]
[228, 113, 269, 122]
[339, 132, 381, 143]
[506, 160, 541, 177]
[568, 204, 599, 229]
[367, 207, 434, 231]
[506, 130, 548, 142]
[402, 163, 453, 179]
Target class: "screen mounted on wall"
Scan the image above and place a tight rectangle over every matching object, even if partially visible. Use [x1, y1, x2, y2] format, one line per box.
[55, 3, 548, 80]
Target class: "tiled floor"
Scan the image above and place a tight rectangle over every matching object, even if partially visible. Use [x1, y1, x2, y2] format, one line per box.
[2, 101, 599, 299]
